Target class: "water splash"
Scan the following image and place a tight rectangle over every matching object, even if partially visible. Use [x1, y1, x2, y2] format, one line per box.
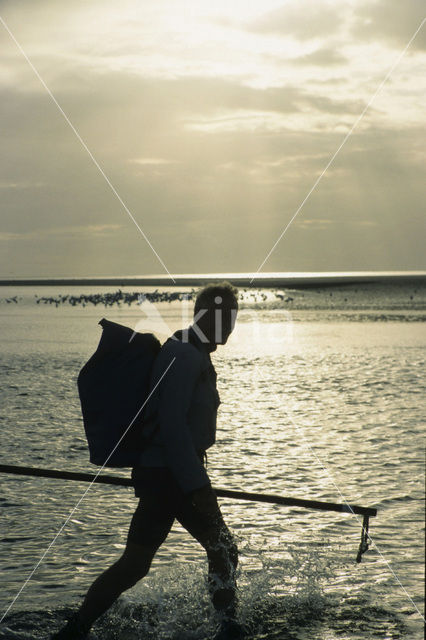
[0, 546, 411, 640]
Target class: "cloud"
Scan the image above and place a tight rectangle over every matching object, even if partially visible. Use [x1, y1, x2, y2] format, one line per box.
[295, 218, 378, 229]
[0, 0, 424, 275]
[292, 47, 348, 66]
[293, 218, 333, 230]
[0, 231, 22, 241]
[352, 0, 426, 51]
[0, 181, 46, 189]
[129, 158, 176, 166]
[0, 224, 123, 241]
[248, 0, 346, 40]
[0, 72, 371, 172]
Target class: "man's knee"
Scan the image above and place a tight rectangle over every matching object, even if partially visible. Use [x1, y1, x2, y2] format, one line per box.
[119, 542, 156, 582]
[206, 531, 238, 576]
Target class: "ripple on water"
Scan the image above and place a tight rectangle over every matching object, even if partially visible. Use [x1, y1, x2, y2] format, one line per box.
[0, 315, 424, 638]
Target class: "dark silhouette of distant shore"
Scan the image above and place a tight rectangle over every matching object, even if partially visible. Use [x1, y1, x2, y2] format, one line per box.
[1, 271, 425, 288]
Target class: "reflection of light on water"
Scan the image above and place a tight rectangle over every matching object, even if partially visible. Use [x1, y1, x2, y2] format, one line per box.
[223, 315, 295, 359]
[1, 296, 424, 637]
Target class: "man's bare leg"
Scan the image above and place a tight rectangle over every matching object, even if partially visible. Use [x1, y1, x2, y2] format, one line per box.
[51, 541, 157, 639]
[78, 541, 156, 627]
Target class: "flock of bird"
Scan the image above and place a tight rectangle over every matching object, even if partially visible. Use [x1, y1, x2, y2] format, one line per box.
[1, 289, 294, 307]
[35, 290, 190, 307]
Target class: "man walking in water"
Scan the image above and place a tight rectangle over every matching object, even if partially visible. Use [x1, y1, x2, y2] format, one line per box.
[52, 282, 242, 639]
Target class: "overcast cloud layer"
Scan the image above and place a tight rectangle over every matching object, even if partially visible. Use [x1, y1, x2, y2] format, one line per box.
[0, 0, 425, 277]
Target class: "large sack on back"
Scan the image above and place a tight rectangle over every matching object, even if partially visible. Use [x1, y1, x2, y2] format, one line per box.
[77, 318, 161, 467]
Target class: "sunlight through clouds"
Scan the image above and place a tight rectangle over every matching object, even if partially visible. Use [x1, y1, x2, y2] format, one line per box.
[0, 0, 425, 276]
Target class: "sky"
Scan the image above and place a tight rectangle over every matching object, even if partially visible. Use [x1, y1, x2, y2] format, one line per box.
[0, 0, 425, 277]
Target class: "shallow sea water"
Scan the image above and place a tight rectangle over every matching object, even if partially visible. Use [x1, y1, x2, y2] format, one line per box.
[0, 284, 425, 639]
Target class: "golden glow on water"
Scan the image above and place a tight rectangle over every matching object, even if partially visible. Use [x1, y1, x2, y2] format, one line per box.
[0, 294, 425, 637]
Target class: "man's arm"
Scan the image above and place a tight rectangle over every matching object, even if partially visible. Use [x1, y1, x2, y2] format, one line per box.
[155, 342, 211, 495]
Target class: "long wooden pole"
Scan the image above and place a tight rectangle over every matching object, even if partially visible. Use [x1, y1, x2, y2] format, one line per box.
[0, 464, 377, 517]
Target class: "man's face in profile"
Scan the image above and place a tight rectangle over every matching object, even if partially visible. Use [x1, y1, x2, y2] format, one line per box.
[211, 303, 238, 346]
[195, 297, 238, 349]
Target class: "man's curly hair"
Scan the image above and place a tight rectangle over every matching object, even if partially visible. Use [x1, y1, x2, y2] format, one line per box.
[194, 281, 239, 314]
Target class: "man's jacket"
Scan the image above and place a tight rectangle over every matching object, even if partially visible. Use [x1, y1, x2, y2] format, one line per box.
[137, 325, 220, 494]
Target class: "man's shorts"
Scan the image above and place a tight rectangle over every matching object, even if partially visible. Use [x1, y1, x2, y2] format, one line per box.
[128, 466, 228, 549]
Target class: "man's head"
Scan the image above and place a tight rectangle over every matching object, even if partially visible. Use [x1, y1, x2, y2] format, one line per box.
[193, 282, 238, 350]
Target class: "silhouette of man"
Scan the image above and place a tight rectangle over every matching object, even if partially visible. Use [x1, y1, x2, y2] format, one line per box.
[52, 282, 242, 639]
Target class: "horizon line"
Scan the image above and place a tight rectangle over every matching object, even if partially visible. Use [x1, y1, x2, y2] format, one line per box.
[1, 271, 425, 289]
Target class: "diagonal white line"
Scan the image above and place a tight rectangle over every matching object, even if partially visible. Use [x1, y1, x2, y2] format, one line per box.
[249, 16, 426, 283]
[248, 13, 426, 619]
[0, 14, 176, 284]
[0, 356, 176, 623]
[283, 404, 425, 622]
